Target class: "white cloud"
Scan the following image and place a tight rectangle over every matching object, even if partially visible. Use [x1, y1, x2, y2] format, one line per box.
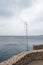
[0, 0, 43, 35]
[17, 0, 43, 35]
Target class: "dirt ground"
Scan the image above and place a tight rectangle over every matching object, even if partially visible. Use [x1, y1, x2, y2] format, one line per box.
[28, 60, 43, 65]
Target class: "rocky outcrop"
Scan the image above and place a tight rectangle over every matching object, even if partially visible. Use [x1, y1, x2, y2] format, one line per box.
[0, 50, 43, 65]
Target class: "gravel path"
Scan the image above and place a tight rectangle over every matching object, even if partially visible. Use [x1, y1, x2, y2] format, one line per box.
[28, 60, 43, 65]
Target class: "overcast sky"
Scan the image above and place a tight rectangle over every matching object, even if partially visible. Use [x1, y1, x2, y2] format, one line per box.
[0, 0, 43, 36]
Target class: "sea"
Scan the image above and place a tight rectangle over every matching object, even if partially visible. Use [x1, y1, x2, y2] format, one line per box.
[0, 36, 43, 62]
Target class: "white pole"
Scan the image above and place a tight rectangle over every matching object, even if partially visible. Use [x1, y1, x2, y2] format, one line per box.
[25, 22, 28, 51]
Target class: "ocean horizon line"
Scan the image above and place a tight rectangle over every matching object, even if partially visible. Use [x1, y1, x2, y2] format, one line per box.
[0, 35, 43, 37]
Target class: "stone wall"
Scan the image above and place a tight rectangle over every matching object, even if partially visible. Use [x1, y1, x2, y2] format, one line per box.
[33, 45, 43, 50]
[0, 50, 43, 65]
[13, 51, 43, 65]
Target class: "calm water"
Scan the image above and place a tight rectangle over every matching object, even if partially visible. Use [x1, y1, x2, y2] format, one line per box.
[0, 36, 43, 62]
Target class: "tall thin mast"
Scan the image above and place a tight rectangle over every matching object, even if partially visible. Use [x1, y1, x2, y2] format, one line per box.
[25, 22, 28, 51]
[19, 18, 28, 51]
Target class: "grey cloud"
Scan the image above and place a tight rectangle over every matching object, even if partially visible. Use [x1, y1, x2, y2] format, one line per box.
[0, 24, 6, 27]
[35, 15, 43, 24]
[0, 0, 16, 17]
[0, 0, 43, 35]
[15, 0, 31, 8]
[0, 0, 37, 17]
[36, 11, 43, 22]
[15, 0, 38, 9]
[0, 0, 33, 17]
[35, 17, 43, 22]
[31, 29, 43, 35]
